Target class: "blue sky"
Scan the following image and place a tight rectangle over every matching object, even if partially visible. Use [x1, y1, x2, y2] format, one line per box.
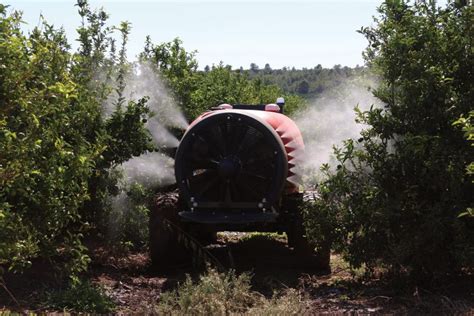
[7, 0, 384, 69]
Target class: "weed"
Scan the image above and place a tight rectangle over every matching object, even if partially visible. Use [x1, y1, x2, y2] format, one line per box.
[155, 268, 309, 315]
[240, 232, 287, 243]
[45, 280, 115, 313]
[247, 289, 309, 315]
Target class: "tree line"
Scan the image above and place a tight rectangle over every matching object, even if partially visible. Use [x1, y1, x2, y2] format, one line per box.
[227, 63, 367, 98]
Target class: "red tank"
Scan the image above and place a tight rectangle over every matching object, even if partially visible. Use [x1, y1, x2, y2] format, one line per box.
[188, 106, 304, 192]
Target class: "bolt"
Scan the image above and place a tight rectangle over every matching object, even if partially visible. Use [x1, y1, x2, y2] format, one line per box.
[192, 202, 198, 207]
[258, 203, 263, 208]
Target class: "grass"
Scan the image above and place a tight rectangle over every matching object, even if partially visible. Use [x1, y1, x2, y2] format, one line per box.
[154, 268, 309, 315]
[216, 231, 287, 244]
[239, 232, 287, 243]
[45, 280, 115, 314]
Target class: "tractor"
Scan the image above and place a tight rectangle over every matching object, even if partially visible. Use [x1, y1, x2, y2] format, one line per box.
[149, 98, 330, 271]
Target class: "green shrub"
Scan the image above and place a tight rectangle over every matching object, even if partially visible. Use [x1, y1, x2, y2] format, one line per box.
[304, 1, 474, 280]
[247, 289, 308, 316]
[453, 110, 474, 218]
[107, 182, 153, 250]
[140, 41, 306, 119]
[0, 1, 154, 277]
[157, 269, 256, 315]
[46, 280, 115, 313]
[0, 5, 98, 272]
[155, 268, 308, 315]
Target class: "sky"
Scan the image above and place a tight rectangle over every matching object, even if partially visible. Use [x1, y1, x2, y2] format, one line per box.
[6, 0, 385, 69]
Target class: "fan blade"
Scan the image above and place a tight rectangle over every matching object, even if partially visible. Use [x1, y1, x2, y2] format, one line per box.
[237, 137, 267, 162]
[188, 169, 217, 188]
[242, 156, 272, 169]
[234, 180, 262, 200]
[195, 133, 223, 160]
[201, 125, 229, 159]
[240, 170, 268, 181]
[189, 158, 219, 170]
[195, 175, 220, 197]
[224, 181, 232, 205]
[210, 124, 228, 156]
[229, 180, 240, 202]
[234, 173, 267, 200]
[228, 123, 249, 155]
[218, 121, 231, 155]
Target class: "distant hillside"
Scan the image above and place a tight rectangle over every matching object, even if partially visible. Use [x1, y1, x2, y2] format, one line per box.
[203, 63, 367, 100]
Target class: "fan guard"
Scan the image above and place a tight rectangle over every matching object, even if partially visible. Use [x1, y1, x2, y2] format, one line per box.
[175, 111, 288, 212]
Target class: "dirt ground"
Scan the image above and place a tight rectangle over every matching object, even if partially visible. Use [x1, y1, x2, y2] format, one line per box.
[1, 232, 473, 314]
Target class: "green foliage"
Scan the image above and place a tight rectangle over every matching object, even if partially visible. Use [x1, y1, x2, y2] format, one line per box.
[140, 37, 198, 117]
[141, 42, 306, 119]
[157, 269, 255, 314]
[454, 110, 474, 218]
[0, 6, 96, 272]
[0, 1, 154, 277]
[305, 0, 474, 280]
[46, 280, 115, 313]
[103, 98, 154, 166]
[453, 110, 474, 178]
[247, 289, 307, 316]
[244, 63, 367, 99]
[190, 63, 306, 117]
[76, 1, 154, 234]
[108, 182, 153, 250]
[155, 268, 307, 315]
[239, 232, 287, 243]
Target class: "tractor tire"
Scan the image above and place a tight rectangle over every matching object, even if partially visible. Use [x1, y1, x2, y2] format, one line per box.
[287, 218, 313, 256]
[283, 193, 308, 252]
[287, 218, 331, 273]
[284, 192, 331, 273]
[149, 191, 187, 270]
[313, 242, 331, 274]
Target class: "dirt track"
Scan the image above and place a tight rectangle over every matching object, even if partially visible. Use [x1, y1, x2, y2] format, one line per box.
[1, 233, 473, 314]
[89, 234, 474, 314]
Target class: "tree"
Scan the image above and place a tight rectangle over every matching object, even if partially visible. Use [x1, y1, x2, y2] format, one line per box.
[306, 0, 474, 280]
[297, 80, 310, 94]
[140, 37, 198, 119]
[264, 63, 272, 74]
[250, 63, 259, 73]
[0, 1, 154, 278]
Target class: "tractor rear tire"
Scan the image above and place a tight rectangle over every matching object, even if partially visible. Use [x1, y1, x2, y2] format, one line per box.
[288, 220, 331, 273]
[149, 192, 187, 270]
[284, 192, 331, 273]
[287, 219, 313, 256]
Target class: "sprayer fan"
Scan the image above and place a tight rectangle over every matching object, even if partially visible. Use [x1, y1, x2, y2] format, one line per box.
[175, 111, 287, 210]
